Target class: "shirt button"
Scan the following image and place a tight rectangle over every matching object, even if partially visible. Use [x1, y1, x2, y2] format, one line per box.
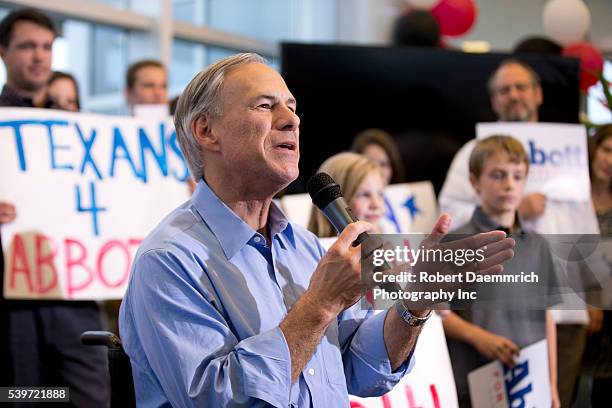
[253, 236, 261, 243]
[307, 368, 315, 376]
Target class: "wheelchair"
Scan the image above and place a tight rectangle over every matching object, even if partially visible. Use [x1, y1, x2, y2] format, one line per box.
[81, 331, 136, 408]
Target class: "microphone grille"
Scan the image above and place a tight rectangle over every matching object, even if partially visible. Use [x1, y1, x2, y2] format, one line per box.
[307, 172, 343, 209]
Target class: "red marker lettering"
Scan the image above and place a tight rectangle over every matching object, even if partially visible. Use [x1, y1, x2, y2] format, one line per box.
[65, 238, 93, 298]
[35, 234, 58, 294]
[9, 234, 33, 292]
[97, 240, 131, 288]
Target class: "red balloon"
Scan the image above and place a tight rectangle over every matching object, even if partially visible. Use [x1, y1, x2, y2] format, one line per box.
[563, 42, 604, 92]
[431, 0, 478, 37]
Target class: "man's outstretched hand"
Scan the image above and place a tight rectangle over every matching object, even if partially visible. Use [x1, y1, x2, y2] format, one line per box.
[376, 213, 516, 310]
[419, 213, 516, 276]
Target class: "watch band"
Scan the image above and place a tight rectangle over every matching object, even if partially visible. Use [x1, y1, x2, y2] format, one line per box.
[393, 300, 432, 327]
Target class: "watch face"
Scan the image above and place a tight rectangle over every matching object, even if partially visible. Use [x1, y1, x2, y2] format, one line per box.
[395, 300, 431, 326]
[407, 314, 422, 327]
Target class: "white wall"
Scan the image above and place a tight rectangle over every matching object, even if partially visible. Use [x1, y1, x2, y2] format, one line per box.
[334, 0, 612, 53]
[457, 0, 612, 53]
[336, 0, 401, 45]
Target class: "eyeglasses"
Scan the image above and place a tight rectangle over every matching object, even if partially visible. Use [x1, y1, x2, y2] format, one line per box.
[494, 82, 536, 96]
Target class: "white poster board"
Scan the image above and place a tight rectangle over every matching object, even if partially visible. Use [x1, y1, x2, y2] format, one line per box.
[133, 104, 170, 119]
[476, 122, 590, 202]
[349, 313, 458, 408]
[280, 181, 438, 234]
[468, 340, 551, 408]
[382, 182, 437, 234]
[317, 238, 458, 408]
[0, 108, 190, 300]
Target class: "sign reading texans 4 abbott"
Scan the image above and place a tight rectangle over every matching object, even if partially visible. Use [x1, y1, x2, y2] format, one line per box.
[477, 122, 590, 202]
[0, 108, 190, 300]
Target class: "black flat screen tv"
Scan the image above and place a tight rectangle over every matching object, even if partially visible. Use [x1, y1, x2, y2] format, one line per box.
[281, 43, 580, 194]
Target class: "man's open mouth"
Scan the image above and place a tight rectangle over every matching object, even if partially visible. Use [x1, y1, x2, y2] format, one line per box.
[275, 142, 296, 151]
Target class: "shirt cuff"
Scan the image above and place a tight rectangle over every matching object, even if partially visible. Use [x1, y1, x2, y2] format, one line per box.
[350, 310, 414, 379]
[237, 326, 292, 407]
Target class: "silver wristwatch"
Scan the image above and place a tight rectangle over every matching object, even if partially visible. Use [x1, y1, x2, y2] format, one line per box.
[393, 300, 432, 327]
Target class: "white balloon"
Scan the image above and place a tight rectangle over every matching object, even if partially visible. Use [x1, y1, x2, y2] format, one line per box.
[543, 0, 591, 45]
[406, 0, 441, 10]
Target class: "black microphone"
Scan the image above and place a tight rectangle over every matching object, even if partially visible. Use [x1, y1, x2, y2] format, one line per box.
[307, 172, 401, 294]
[307, 172, 369, 248]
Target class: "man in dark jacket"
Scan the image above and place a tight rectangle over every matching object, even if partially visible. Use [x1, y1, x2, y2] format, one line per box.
[0, 8, 109, 407]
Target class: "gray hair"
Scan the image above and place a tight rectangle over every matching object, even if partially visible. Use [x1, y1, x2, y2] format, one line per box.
[174, 52, 266, 181]
[487, 58, 541, 95]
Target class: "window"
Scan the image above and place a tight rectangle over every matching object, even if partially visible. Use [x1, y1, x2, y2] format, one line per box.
[90, 0, 128, 10]
[206, 0, 292, 43]
[207, 47, 236, 64]
[90, 25, 128, 95]
[170, 39, 205, 94]
[173, 0, 200, 24]
[587, 59, 612, 125]
[0, 0, 337, 112]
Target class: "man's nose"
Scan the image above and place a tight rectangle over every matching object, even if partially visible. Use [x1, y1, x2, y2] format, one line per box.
[33, 46, 45, 61]
[508, 85, 520, 100]
[276, 105, 300, 131]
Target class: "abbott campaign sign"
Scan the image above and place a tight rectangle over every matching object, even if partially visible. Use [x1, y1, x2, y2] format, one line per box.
[0, 108, 190, 300]
[477, 122, 590, 202]
[349, 314, 458, 408]
[468, 340, 551, 408]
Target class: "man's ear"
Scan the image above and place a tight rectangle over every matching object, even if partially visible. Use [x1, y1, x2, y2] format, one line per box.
[192, 113, 220, 152]
[469, 172, 480, 194]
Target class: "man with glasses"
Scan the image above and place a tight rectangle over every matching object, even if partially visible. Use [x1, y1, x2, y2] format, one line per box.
[439, 59, 600, 407]
[440, 59, 546, 225]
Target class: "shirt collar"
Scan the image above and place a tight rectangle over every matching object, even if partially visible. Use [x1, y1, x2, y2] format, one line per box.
[268, 199, 295, 248]
[191, 180, 294, 259]
[470, 206, 526, 236]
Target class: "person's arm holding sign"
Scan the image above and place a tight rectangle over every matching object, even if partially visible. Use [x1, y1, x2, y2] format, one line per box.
[518, 192, 547, 220]
[0, 202, 16, 224]
[442, 312, 520, 367]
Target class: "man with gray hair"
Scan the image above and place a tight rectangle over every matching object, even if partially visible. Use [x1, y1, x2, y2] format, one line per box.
[119, 53, 514, 406]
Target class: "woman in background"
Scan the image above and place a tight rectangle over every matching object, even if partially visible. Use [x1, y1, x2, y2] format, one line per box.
[46, 71, 80, 112]
[351, 128, 406, 233]
[583, 124, 612, 407]
[308, 152, 385, 237]
[351, 128, 405, 185]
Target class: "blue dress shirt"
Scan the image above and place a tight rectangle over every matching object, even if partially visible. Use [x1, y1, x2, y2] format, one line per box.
[119, 180, 413, 407]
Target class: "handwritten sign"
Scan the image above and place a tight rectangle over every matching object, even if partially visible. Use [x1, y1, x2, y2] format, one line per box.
[350, 313, 458, 408]
[0, 108, 190, 300]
